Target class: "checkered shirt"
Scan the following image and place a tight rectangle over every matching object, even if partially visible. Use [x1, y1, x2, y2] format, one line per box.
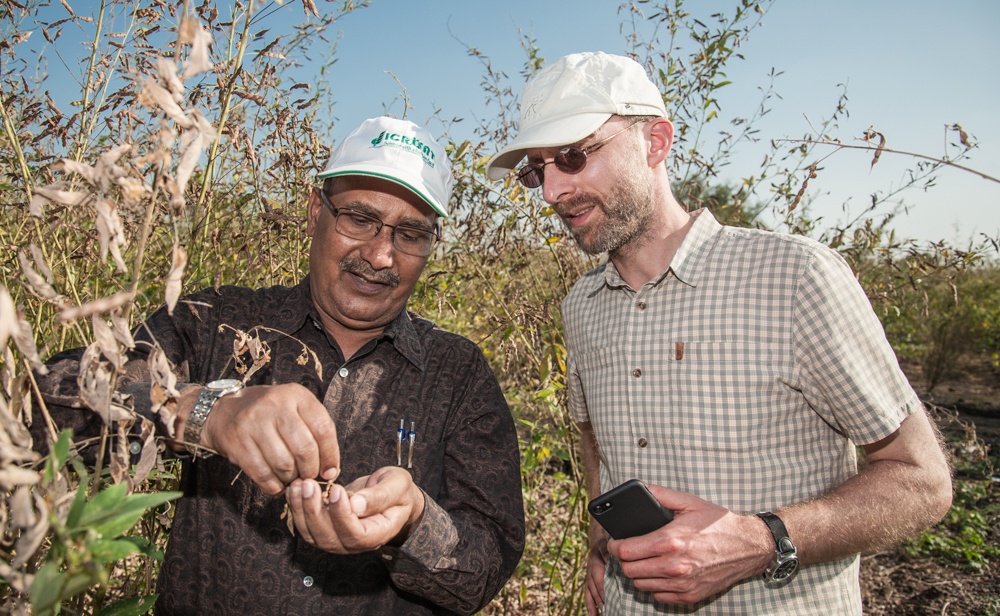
[563, 209, 923, 615]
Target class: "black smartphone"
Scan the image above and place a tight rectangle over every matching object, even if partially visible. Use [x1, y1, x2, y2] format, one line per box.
[587, 479, 673, 540]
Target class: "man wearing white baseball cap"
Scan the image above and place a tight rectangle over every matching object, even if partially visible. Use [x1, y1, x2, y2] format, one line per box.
[36, 116, 524, 615]
[488, 52, 951, 615]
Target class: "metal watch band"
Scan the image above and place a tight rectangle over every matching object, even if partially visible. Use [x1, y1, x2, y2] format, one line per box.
[184, 379, 243, 457]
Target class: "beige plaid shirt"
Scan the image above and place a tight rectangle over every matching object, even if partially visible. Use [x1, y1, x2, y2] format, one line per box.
[564, 209, 923, 615]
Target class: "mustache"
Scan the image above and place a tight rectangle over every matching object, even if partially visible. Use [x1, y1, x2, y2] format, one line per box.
[340, 256, 400, 287]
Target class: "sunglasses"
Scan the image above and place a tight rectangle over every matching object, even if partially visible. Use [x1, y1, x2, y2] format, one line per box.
[516, 118, 646, 189]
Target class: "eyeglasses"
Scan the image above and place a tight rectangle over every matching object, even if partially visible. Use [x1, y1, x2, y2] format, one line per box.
[516, 118, 646, 189]
[317, 190, 439, 258]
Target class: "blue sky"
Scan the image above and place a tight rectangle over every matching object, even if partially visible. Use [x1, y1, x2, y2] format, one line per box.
[18, 0, 1000, 246]
[312, 0, 999, 246]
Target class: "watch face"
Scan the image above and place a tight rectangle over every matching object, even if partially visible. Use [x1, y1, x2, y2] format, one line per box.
[773, 558, 799, 581]
[207, 378, 243, 391]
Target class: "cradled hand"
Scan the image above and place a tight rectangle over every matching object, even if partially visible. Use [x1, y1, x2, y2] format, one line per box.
[285, 466, 426, 554]
[606, 485, 772, 605]
[198, 382, 341, 496]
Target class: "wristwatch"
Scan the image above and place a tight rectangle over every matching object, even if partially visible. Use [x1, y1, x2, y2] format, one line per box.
[755, 512, 799, 586]
[184, 378, 243, 458]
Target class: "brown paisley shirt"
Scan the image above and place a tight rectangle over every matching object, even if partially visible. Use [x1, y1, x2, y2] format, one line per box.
[36, 278, 525, 615]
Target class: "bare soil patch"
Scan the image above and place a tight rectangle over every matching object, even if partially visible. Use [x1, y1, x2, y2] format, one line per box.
[861, 353, 1000, 615]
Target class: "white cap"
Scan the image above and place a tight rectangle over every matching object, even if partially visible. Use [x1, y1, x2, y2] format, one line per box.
[486, 52, 667, 180]
[318, 116, 453, 217]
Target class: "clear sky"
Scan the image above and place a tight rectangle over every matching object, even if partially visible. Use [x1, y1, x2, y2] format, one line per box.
[310, 0, 1000, 247]
[16, 0, 1000, 246]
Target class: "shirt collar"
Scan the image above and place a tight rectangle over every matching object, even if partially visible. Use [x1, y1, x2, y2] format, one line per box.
[270, 277, 426, 371]
[588, 208, 723, 294]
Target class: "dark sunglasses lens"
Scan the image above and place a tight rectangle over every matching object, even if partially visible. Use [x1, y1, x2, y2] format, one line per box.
[517, 165, 544, 188]
[554, 147, 588, 174]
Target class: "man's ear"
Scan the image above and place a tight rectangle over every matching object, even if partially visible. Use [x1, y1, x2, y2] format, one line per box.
[646, 117, 675, 167]
[306, 187, 323, 238]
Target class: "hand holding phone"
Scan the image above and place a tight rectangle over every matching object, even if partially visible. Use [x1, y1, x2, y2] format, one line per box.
[588, 479, 673, 540]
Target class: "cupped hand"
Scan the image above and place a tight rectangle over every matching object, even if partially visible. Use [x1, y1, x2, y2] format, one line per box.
[199, 382, 340, 495]
[284, 466, 425, 554]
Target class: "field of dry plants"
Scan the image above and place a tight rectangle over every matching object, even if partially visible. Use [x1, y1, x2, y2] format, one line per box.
[2, 1, 998, 614]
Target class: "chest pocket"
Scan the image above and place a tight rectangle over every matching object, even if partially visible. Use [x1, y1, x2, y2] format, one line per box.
[668, 340, 777, 452]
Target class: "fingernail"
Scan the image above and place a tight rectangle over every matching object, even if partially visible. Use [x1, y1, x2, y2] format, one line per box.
[327, 485, 341, 504]
[302, 481, 314, 499]
[323, 467, 340, 481]
[351, 495, 367, 516]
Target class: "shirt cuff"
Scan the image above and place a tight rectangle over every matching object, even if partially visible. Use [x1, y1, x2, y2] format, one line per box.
[377, 492, 458, 573]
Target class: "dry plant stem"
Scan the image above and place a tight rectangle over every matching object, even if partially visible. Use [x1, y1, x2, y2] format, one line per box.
[193, 0, 256, 243]
[777, 139, 1000, 185]
[0, 97, 34, 197]
[75, 0, 110, 159]
[125, 175, 165, 322]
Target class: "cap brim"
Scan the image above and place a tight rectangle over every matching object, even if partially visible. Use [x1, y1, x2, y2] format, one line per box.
[317, 164, 447, 217]
[485, 112, 612, 180]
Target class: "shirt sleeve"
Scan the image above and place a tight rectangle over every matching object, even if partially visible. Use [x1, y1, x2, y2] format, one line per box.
[378, 344, 525, 615]
[792, 245, 923, 444]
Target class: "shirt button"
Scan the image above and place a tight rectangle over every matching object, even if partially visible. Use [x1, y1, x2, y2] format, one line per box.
[128, 440, 142, 455]
[638, 438, 648, 448]
[302, 576, 314, 588]
[637, 301, 646, 311]
[338, 367, 349, 378]
[632, 368, 642, 378]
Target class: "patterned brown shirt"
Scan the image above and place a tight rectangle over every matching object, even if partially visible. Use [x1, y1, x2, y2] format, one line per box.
[36, 278, 525, 615]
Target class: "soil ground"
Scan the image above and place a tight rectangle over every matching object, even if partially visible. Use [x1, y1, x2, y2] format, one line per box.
[861, 353, 1000, 615]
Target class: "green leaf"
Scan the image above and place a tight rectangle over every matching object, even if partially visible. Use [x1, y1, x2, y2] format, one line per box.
[96, 595, 158, 616]
[73, 484, 181, 540]
[89, 491, 182, 539]
[44, 430, 74, 483]
[29, 562, 63, 615]
[66, 478, 91, 530]
[88, 538, 140, 562]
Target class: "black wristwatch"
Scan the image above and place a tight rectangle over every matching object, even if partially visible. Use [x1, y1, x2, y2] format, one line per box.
[755, 512, 799, 586]
[185, 378, 243, 458]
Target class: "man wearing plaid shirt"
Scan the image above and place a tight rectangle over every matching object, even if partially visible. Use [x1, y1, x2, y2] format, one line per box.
[487, 52, 953, 615]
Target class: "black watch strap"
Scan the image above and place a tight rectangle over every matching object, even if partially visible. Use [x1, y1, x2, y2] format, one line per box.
[756, 512, 790, 545]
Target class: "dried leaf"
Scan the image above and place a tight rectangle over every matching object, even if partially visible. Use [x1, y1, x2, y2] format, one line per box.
[77, 342, 113, 421]
[164, 244, 187, 315]
[11, 492, 49, 569]
[149, 347, 179, 437]
[92, 315, 124, 371]
[137, 75, 191, 128]
[181, 16, 214, 78]
[131, 417, 158, 485]
[302, 0, 319, 17]
[111, 417, 134, 486]
[18, 249, 65, 305]
[0, 466, 40, 490]
[54, 158, 97, 185]
[110, 312, 135, 349]
[95, 198, 129, 272]
[33, 184, 89, 207]
[0, 284, 16, 350]
[28, 244, 52, 283]
[9, 485, 36, 528]
[59, 289, 136, 322]
[951, 123, 971, 148]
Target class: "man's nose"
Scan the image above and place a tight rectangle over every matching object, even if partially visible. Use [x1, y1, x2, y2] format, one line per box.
[358, 226, 396, 269]
[541, 163, 576, 205]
